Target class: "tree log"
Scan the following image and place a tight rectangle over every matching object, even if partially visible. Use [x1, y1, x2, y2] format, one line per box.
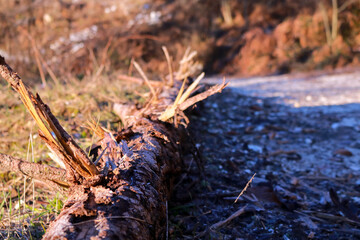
[0, 52, 226, 239]
[42, 120, 182, 239]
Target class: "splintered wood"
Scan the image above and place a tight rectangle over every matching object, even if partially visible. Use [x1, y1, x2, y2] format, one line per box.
[0, 51, 226, 239]
[0, 55, 99, 184]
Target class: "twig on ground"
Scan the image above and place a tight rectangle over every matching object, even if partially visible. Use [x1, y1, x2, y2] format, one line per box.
[210, 205, 248, 230]
[311, 212, 360, 227]
[128, 57, 134, 76]
[132, 60, 158, 100]
[195, 205, 248, 238]
[162, 46, 174, 87]
[234, 173, 256, 203]
[33, 47, 47, 87]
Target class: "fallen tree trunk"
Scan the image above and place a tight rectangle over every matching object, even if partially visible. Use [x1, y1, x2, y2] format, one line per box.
[0, 51, 227, 239]
[44, 119, 183, 239]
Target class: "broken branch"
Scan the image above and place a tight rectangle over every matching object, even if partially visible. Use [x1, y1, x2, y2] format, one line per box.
[162, 46, 174, 86]
[234, 173, 256, 203]
[0, 153, 68, 188]
[195, 205, 248, 238]
[180, 79, 228, 111]
[210, 205, 248, 230]
[132, 60, 158, 100]
[0, 55, 99, 183]
[159, 75, 228, 122]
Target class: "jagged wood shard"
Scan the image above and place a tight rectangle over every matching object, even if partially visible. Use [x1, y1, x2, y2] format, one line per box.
[0, 55, 98, 184]
[0, 53, 227, 239]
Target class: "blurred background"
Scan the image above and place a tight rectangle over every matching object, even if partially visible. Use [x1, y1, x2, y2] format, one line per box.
[1, 0, 360, 84]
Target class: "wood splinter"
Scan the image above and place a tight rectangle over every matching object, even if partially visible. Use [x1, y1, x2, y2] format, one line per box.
[0, 53, 227, 239]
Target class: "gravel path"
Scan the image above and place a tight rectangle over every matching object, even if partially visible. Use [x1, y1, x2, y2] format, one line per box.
[170, 70, 360, 239]
[205, 68, 360, 108]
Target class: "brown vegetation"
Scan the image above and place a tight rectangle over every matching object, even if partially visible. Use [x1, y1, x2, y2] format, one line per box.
[2, 0, 360, 82]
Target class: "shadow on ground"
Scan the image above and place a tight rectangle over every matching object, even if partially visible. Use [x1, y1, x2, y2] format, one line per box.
[170, 88, 360, 239]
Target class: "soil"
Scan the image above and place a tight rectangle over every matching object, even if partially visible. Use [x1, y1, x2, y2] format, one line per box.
[170, 70, 360, 239]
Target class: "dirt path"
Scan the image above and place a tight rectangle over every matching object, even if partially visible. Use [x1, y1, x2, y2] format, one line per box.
[170, 70, 360, 239]
[205, 68, 360, 108]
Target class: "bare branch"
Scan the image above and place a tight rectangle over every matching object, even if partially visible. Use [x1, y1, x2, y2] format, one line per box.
[162, 46, 174, 87]
[0, 153, 69, 188]
[179, 80, 228, 111]
[132, 60, 158, 100]
[0, 55, 99, 182]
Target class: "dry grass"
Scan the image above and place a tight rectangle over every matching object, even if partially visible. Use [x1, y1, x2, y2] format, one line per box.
[0, 72, 148, 239]
[0, 43, 215, 238]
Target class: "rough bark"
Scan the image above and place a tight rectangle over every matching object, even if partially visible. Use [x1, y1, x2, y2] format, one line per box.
[41, 69, 196, 238]
[43, 119, 183, 239]
[0, 53, 226, 239]
[42, 81, 188, 239]
[0, 55, 99, 183]
[0, 153, 68, 189]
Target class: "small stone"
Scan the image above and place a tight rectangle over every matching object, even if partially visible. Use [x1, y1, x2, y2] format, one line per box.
[293, 127, 302, 133]
[248, 144, 263, 153]
[308, 232, 315, 239]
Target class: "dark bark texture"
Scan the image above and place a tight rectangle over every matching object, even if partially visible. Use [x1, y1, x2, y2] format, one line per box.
[0, 153, 67, 188]
[43, 99, 184, 239]
[0, 53, 225, 239]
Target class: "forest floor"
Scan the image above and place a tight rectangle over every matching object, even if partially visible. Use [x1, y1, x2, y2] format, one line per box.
[170, 68, 360, 239]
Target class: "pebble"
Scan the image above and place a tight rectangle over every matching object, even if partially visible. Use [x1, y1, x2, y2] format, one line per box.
[248, 144, 263, 153]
